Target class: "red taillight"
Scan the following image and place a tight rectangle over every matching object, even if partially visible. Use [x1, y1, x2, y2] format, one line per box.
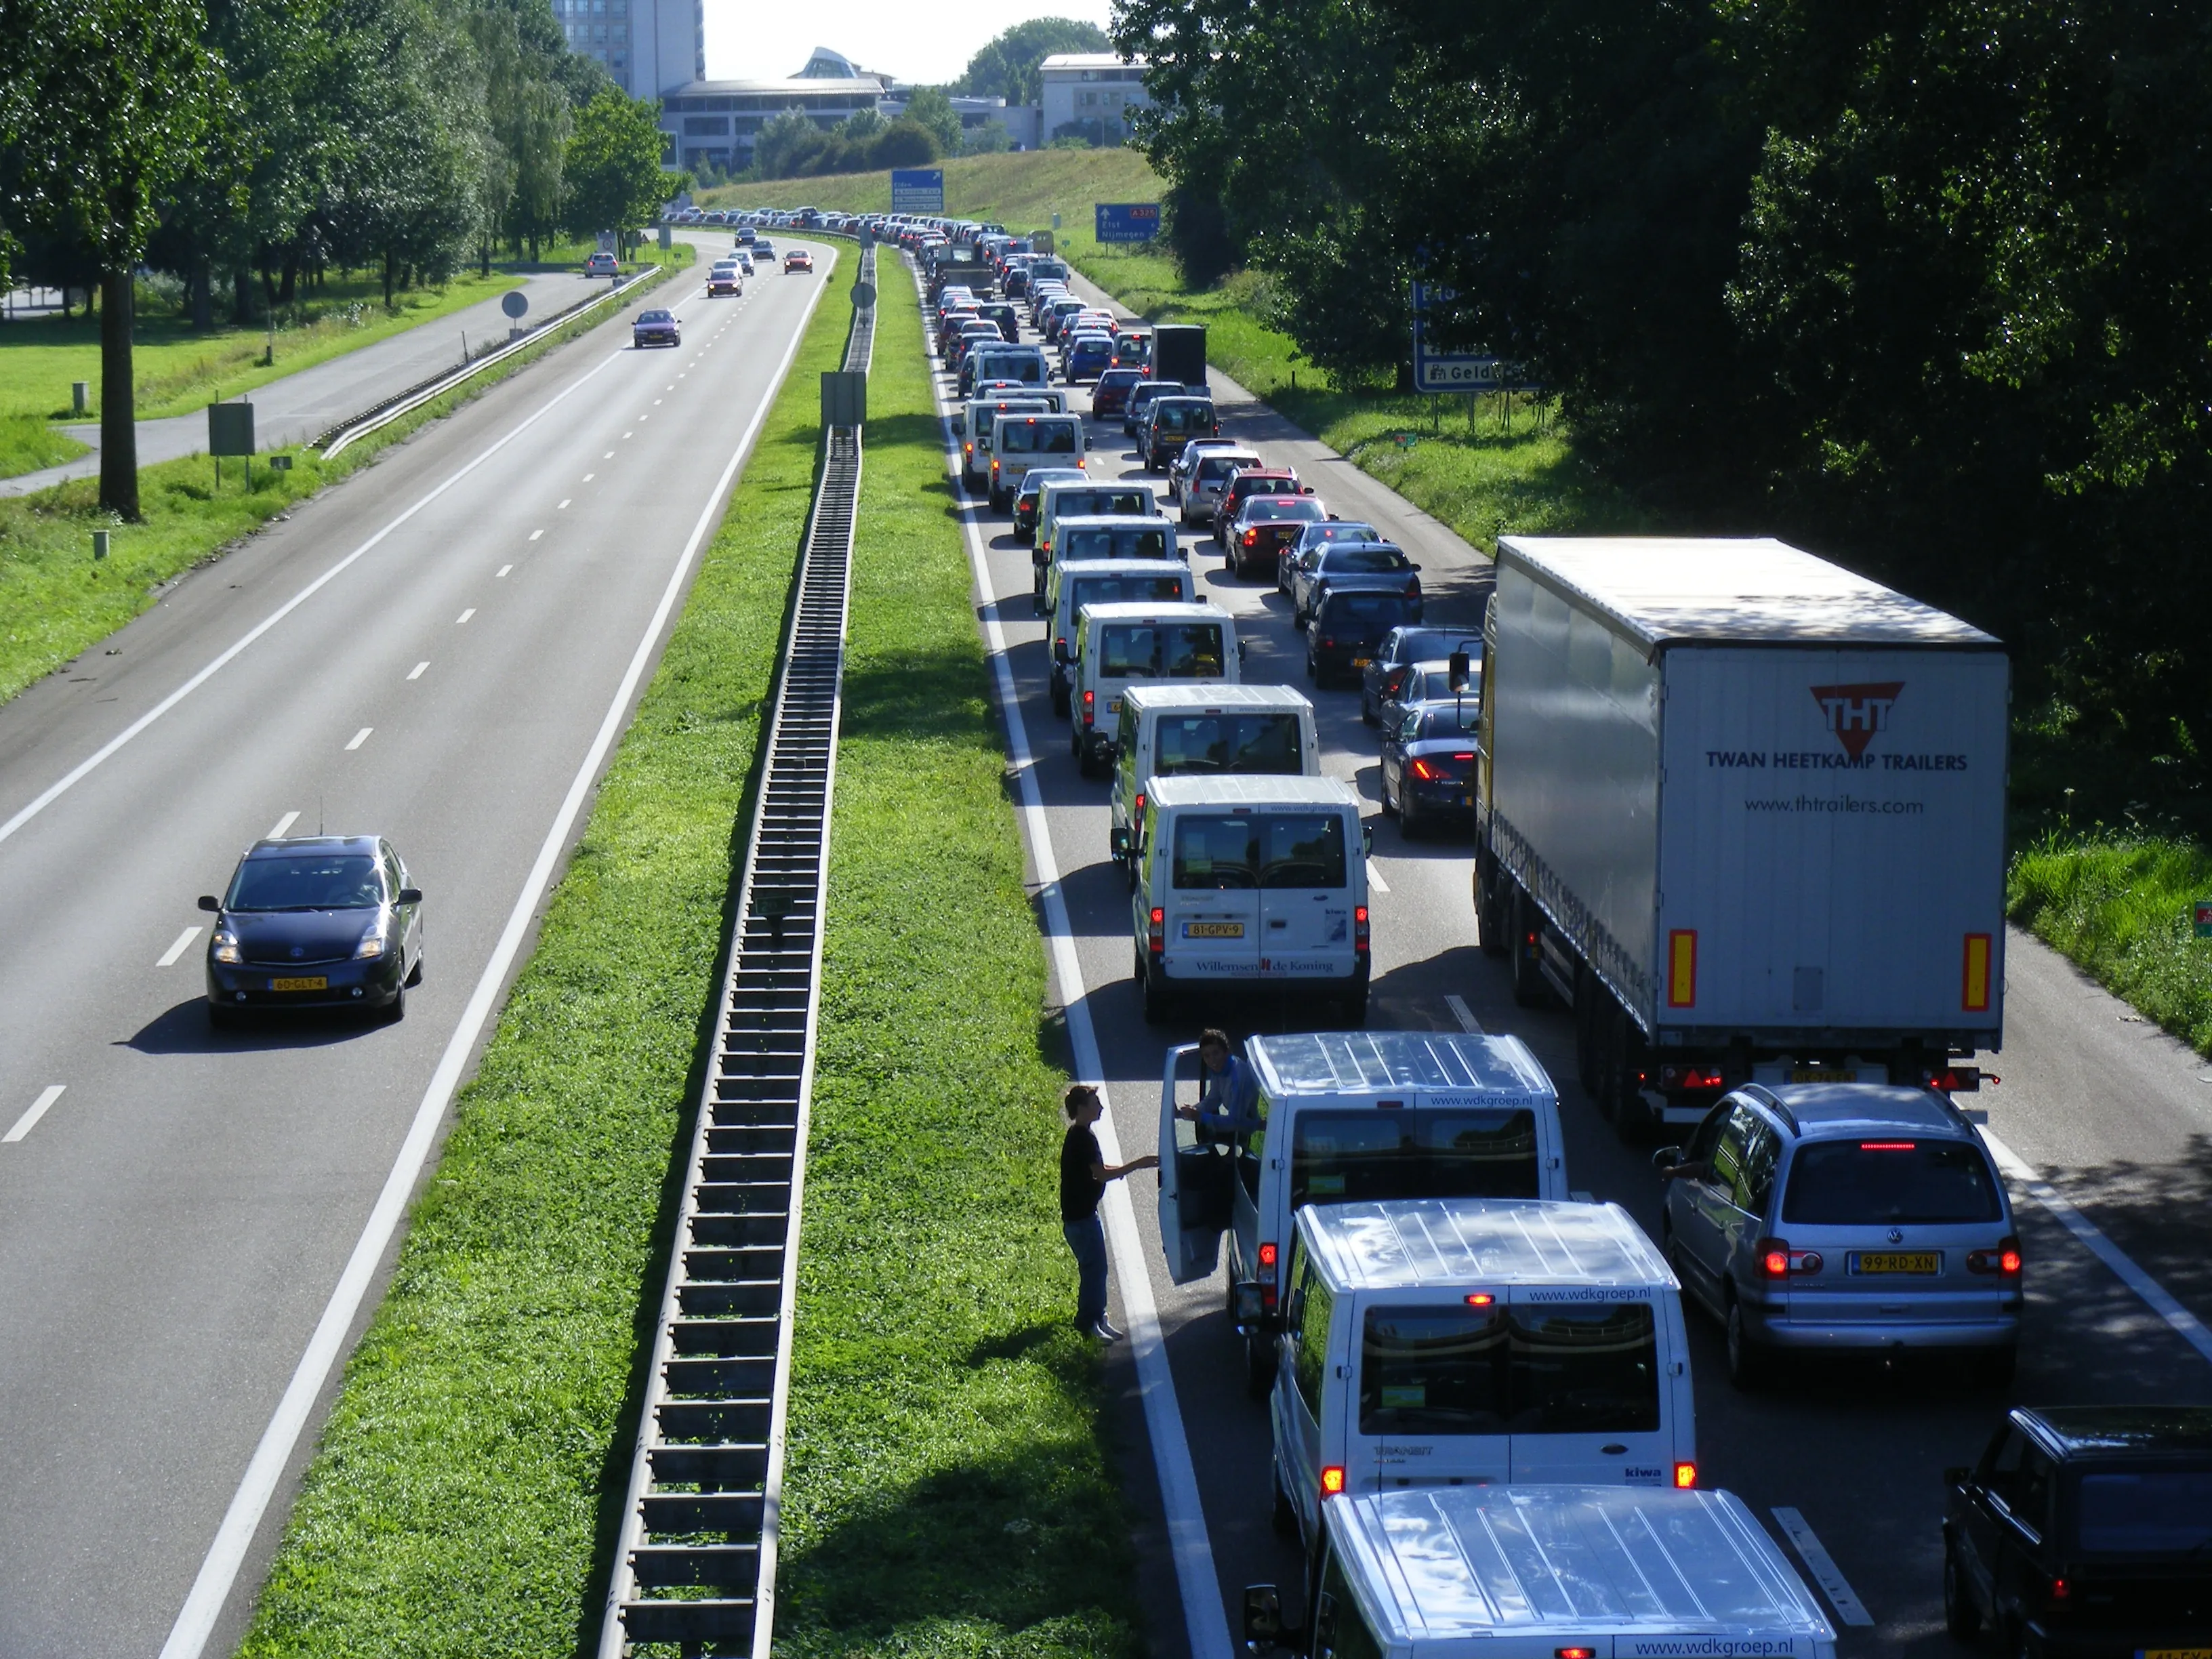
[1465, 1292, 1494, 1307]
[1319, 636, 1334, 649]
[1408, 758, 1440, 782]
[1406, 580, 1419, 596]
[1860, 1141, 1918, 1151]
[1133, 792, 1146, 816]
[1659, 1065, 1726, 1091]
[1673, 1462, 1697, 1490]
[1969, 1237, 2024, 1276]
[1242, 528, 1258, 546]
[1557, 1650, 1597, 1659]
[1354, 905, 1370, 954]
[1258, 1242, 1277, 1269]
[1760, 1239, 1791, 1279]
[2050, 1575, 2070, 1603]
[1148, 907, 1165, 952]
[1320, 1466, 1345, 1496]
[1082, 688, 1094, 727]
[2003, 1244, 2023, 1275]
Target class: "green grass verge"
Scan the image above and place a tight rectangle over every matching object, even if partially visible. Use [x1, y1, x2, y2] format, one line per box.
[0, 410, 88, 476]
[769, 268, 1141, 1656]
[234, 251, 836, 1659]
[0, 252, 689, 710]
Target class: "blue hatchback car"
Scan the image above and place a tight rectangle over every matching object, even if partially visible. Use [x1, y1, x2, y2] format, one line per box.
[1064, 332, 1113, 383]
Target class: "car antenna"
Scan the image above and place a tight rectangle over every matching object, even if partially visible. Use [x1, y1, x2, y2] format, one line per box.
[319, 794, 324, 836]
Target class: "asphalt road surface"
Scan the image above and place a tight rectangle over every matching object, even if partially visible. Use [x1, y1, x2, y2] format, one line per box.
[916, 253, 2212, 1658]
[0, 236, 836, 1659]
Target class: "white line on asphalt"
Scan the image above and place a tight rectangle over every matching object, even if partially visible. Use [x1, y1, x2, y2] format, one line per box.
[157, 926, 203, 968]
[1771, 1507, 1875, 1626]
[1980, 1124, 2212, 1366]
[1446, 994, 1481, 1034]
[529, 529, 544, 541]
[653, 399, 663, 407]
[456, 609, 475, 625]
[159, 251, 834, 1659]
[582, 473, 594, 482]
[497, 565, 512, 579]
[924, 290, 1233, 1659]
[268, 810, 300, 838]
[557, 498, 570, 509]
[1366, 857, 1390, 892]
[639, 413, 649, 420]
[344, 727, 372, 751]
[406, 663, 428, 681]
[603, 451, 613, 459]
[3, 1085, 65, 1144]
[623, 430, 632, 438]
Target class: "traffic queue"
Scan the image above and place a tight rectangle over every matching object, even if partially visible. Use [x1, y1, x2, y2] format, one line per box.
[819, 207, 2212, 1659]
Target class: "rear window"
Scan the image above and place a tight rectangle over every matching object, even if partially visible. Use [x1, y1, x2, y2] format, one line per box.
[1781, 1139, 2003, 1225]
[1170, 812, 1346, 889]
[1000, 422, 1079, 455]
[1244, 498, 1324, 523]
[1063, 526, 1172, 560]
[1317, 523, 1382, 544]
[2072, 1469, 2212, 1554]
[1359, 1301, 1658, 1437]
[1155, 402, 1216, 433]
[1155, 712, 1303, 775]
[1198, 456, 1259, 484]
[1326, 546, 1410, 573]
[980, 357, 1044, 384]
[1070, 575, 1186, 613]
[1409, 703, 1479, 740]
[1324, 593, 1418, 628]
[1099, 621, 1226, 680]
[1293, 1109, 1539, 1206]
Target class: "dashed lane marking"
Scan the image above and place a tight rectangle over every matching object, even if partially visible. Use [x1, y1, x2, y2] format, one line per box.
[455, 609, 475, 625]
[407, 663, 428, 681]
[3, 1086, 66, 1144]
[344, 727, 372, 751]
[1771, 1508, 1875, 1626]
[157, 926, 203, 968]
[1446, 994, 1481, 1034]
[497, 565, 512, 579]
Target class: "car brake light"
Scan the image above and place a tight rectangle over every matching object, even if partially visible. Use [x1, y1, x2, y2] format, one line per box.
[1969, 1236, 2024, 1275]
[1759, 1238, 1791, 1279]
[1354, 905, 1370, 954]
[1860, 1141, 1917, 1151]
[1243, 529, 1258, 546]
[1673, 1462, 1697, 1490]
[1319, 636, 1334, 649]
[2050, 1575, 2069, 1601]
[1406, 580, 1419, 595]
[1148, 907, 1165, 952]
[1082, 689, 1094, 727]
[1408, 758, 1440, 782]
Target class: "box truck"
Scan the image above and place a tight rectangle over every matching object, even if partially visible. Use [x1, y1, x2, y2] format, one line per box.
[1472, 537, 2008, 1135]
[1152, 323, 1206, 388]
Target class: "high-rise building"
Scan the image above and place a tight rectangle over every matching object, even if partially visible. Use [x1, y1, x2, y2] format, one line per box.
[549, 0, 701, 100]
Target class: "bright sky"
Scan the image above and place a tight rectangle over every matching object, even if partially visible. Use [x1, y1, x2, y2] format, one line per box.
[702, 0, 1118, 87]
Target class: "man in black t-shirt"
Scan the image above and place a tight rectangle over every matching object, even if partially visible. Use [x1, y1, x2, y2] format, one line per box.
[1059, 1084, 1158, 1341]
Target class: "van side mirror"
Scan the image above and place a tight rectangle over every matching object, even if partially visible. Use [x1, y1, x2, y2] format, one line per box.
[1054, 640, 1071, 665]
[1232, 1281, 1268, 1330]
[1110, 827, 1129, 858]
[1361, 822, 1374, 855]
[1448, 649, 1472, 693]
[197, 894, 221, 913]
[1237, 640, 1249, 663]
[1243, 1585, 1289, 1654]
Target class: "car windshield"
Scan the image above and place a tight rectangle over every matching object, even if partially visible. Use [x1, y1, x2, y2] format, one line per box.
[638, 310, 672, 324]
[1244, 498, 1324, 523]
[1781, 1139, 2003, 1225]
[1063, 525, 1172, 560]
[1326, 546, 1409, 572]
[1069, 575, 1186, 613]
[2072, 1467, 2212, 1554]
[1325, 593, 1418, 628]
[228, 853, 383, 912]
[1000, 422, 1078, 455]
[1155, 712, 1303, 775]
[1358, 1301, 1658, 1437]
[1099, 621, 1226, 680]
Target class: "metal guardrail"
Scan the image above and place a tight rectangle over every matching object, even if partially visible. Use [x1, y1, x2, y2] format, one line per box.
[596, 243, 875, 1658]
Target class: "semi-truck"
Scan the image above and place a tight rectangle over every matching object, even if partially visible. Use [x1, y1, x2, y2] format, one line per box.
[1472, 536, 2008, 1136]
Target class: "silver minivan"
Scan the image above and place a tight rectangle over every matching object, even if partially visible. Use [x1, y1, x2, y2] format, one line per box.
[1181, 446, 1262, 526]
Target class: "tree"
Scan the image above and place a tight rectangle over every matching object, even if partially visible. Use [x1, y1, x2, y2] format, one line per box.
[0, 0, 229, 519]
[840, 106, 884, 140]
[901, 86, 964, 155]
[867, 120, 940, 169]
[954, 18, 1107, 106]
[753, 105, 827, 180]
[962, 120, 1012, 156]
[562, 90, 680, 249]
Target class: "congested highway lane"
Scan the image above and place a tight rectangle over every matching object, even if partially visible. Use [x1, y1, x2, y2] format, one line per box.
[0, 237, 834, 1659]
[914, 253, 2212, 1658]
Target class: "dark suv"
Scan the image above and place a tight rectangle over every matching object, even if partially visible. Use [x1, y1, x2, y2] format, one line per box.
[1139, 396, 1220, 470]
[1944, 1406, 2212, 1654]
[1304, 581, 1424, 687]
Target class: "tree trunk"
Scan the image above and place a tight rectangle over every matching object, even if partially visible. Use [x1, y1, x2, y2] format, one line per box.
[98, 269, 140, 522]
[190, 257, 213, 330]
[279, 254, 298, 305]
[233, 267, 253, 325]
[382, 248, 394, 308]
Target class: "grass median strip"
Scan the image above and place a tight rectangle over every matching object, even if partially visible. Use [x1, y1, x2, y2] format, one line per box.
[232, 251, 830, 1659]
[769, 279, 1143, 1655]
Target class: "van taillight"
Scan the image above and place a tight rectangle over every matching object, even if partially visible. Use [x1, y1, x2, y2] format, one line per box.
[1969, 1237, 2024, 1276]
[1258, 1242, 1277, 1269]
[1082, 689, 1094, 727]
[1320, 1466, 1345, 1496]
[1557, 1650, 1597, 1659]
[1353, 905, 1370, 954]
[1673, 1462, 1697, 1490]
[1148, 907, 1164, 953]
[1759, 1239, 1791, 1279]
[1133, 792, 1146, 816]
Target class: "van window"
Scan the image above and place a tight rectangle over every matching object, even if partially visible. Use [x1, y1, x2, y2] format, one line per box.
[1070, 575, 1186, 615]
[1172, 815, 1256, 888]
[1357, 1302, 1658, 1437]
[1291, 1109, 1540, 1204]
[1099, 622, 1225, 680]
[1361, 1304, 1509, 1433]
[1509, 1303, 1661, 1433]
[1064, 525, 1173, 560]
[1155, 713, 1303, 776]
[1780, 1139, 2002, 1225]
[1000, 421, 1077, 455]
[1292, 1258, 1334, 1416]
[981, 357, 1045, 384]
[1257, 814, 1347, 888]
[1155, 401, 1216, 434]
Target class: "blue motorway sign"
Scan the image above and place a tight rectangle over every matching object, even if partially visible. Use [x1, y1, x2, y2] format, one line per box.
[890, 169, 945, 213]
[1095, 202, 1162, 244]
[1412, 282, 1538, 394]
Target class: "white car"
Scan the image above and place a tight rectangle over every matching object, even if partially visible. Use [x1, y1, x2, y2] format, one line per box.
[583, 251, 619, 277]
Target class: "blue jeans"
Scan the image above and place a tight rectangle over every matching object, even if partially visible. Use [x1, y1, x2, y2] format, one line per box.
[1063, 1214, 1109, 1332]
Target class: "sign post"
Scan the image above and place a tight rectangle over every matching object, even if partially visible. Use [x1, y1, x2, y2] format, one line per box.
[890, 169, 945, 213]
[1411, 281, 1540, 395]
[1094, 203, 1162, 244]
[208, 401, 255, 491]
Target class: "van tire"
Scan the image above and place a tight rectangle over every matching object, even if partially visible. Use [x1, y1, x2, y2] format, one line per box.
[1941, 1542, 1982, 1642]
[1244, 1330, 1275, 1399]
[1724, 1298, 1769, 1391]
[989, 487, 1008, 512]
[1050, 678, 1070, 718]
[1141, 957, 1172, 1025]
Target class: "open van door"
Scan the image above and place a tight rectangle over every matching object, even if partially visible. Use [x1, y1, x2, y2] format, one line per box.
[1158, 1043, 1233, 1284]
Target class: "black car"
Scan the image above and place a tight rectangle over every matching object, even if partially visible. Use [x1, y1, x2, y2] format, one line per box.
[1123, 379, 1188, 438]
[1305, 581, 1425, 687]
[1379, 699, 1481, 836]
[1377, 656, 1483, 736]
[1279, 520, 1382, 596]
[978, 302, 1021, 342]
[1289, 540, 1421, 626]
[201, 836, 423, 1027]
[1361, 625, 1481, 723]
[1944, 1405, 2212, 1654]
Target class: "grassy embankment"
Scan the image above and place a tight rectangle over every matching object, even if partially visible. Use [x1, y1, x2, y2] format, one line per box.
[0, 249, 690, 710]
[2007, 832, 2212, 1052]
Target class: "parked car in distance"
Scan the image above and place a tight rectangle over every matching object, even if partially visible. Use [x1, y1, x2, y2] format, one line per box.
[201, 836, 424, 1027]
[1380, 698, 1481, 835]
[1361, 624, 1481, 723]
[583, 250, 619, 277]
[632, 308, 680, 348]
[1289, 540, 1420, 625]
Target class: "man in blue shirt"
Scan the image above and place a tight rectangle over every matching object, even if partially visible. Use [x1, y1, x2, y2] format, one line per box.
[1176, 1028, 1261, 1143]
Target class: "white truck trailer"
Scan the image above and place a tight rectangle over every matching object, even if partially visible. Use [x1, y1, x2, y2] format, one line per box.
[1473, 537, 2008, 1135]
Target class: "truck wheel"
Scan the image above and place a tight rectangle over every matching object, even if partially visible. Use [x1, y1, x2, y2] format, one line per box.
[1244, 1330, 1275, 1399]
[1509, 889, 1549, 1007]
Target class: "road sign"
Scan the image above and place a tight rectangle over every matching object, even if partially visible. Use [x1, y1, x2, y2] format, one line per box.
[1412, 282, 1539, 394]
[1095, 203, 1162, 244]
[208, 402, 255, 457]
[850, 281, 876, 310]
[500, 290, 529, 319]
[890, 169, 944, 213]
[2195, 899, 2212, 939]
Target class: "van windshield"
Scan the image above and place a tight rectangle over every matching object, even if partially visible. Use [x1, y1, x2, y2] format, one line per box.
[1780, 1140, 2002, 1225]
[1099, 622, 1225, 680]
[1290, 1109, 1538, 1204]
[1064, 525, 1172, 559]
[1000, 421, 1077, 454]
[1070, 575, 1187, 614]
[981, 358, 1045, 384]
[1359, 1302, 1660, 1437]
[1155, 712, 1303, 775]
[1170, 813, 1347, 890]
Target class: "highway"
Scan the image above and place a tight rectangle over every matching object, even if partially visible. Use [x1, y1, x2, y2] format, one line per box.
[916, 254, 2212, 1658]
[0, 233, 835, 1659]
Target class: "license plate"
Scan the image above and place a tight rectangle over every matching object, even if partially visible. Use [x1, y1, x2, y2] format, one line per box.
[1184, 922, 1244, 938]
[1792, 1066, 1858, 1083]
[270, 976, 328, 992]
[1107, 697, 1122, 714]
[1351, 657, 1371, 668]
[1851, 1251, 1940, 1275]
[2140, 1650, 2212, 1658]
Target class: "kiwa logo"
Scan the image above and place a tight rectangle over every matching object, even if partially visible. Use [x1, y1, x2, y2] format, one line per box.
[1810, 682, 1904, 759]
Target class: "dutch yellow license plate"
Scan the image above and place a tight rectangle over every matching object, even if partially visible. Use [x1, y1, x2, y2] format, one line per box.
[1853, 1251, 1940, 1275]
[2140, 1650, 2212, 1659]
[1792, 1066, 1858, 1082]
[1351, 657, 1371, 668]
[1185, 922, 1244, 938]
[271, 976, 328, 992]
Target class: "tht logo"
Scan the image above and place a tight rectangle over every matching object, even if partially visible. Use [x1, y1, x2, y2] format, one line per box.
[1810, 682, 1904, 758]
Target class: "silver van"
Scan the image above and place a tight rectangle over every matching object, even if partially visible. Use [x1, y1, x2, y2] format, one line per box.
[1109, 684, 1318, 868]
[1180, 446, 1261, 526]
[988, 411, 1088, 510]
[1044, 560, 1195, 714]
[958, 393, 1057, 487]
[1069, 601, 1241, 775]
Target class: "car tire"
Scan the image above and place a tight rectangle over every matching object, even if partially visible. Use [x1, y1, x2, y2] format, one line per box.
[1971, 1345, 2018, 1391]
[1378, 770, 1397, 817]
[1244, 1329, 1275, 1400]
[207, 1002, 239, 1032]
[1304, 646, 1318, 684]
[381, 981, 407, 1024]
[1724, 1297, 1769, 1391]
[1400, 792, 1421, 840]
[405, 953, 424, 988]
[1942, 1544, 1982, 1643]
[1361, 690, 1376, 725]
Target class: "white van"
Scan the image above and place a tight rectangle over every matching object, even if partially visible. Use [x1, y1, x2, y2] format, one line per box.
[1155, 1029, 1568, 1390]
[958, 392, 1058, 487]
[1270, 1198, 1699, 1559]
[1036, 483, 1167, 567]
[1069, 601, 1241, 775]
[1109, 685, 1319, 867]
[989, 411, 1088, 510]
[1242, 1483, 1835, 1659]
[1045, 561, 1195, 714]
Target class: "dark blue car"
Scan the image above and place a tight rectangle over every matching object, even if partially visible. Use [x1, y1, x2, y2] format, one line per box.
[1379, 699, 1481, 836]
[201, 836, 423, 1027]
[1064, 332, 1114, 383]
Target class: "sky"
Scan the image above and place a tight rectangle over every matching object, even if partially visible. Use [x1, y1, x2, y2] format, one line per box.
[701, 0, 1118, 87]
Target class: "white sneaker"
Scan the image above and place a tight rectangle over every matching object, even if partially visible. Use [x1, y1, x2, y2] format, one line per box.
[1094, 1319, 1125, 1341]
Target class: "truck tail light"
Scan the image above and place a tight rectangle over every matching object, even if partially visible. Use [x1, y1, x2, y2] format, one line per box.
[1658, 1065, 1725, 1092]
[1673, 1462, 1697, 1490]
[1926, 1065, 1982, 1092]
[1354, 905, 1370, 954]
[1148, 907, 1165, 953]
[1320, 1466, 1345, 1496]
[1969, 1237, 2023, 1275]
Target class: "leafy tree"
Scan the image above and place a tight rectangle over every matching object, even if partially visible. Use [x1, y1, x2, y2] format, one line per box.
[901, 86, 964, 155]
[954, 17, 1107, 106]
[562, 90, 682, 249]
[868, 120, 940, 168]
[962, 120, 1012, 156]
[753, 105, 827, 179]
[840, 105, 884, 140]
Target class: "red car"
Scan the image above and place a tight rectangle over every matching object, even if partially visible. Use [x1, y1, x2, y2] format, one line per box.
[1226, 495, 1329, 579]
[1092, 367, 1144, 417]
[783, 249, 813, 274]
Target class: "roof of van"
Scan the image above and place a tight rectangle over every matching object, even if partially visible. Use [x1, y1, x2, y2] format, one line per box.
[1057, 559, 1190, 581]
[1498, 535, 1999, 650]
[1147, 775, 1358, 810]
[1249, 1031, 1549, 1101]
[1332, 1486, 1835, 1647]
[1078, 601, 1231, 623]
[1299, 1200, 1675, 1292]
[1122, 684, 1312, 712]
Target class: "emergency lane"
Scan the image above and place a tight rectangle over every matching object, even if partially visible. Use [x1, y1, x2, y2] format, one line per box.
[914, 255, 2212, 1657]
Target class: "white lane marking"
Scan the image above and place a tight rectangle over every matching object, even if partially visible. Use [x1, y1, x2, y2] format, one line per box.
[603, 451, 614, 459]
[1771, 1507, 1875, 1626]
[1980, 1124, 2212, 1366]
[639, 413, 649, 421]
[161, 247, 832, 1659]
[267, 810, 300, 838]
[1365, 857, 1390, 893]
[1446, 994, 1481, 1034]
[455, 609, 475, 625]
[582, 473, 594, 482]
[623, 430, 633, 438]
[344, 727, 372, 751]
[496, 565, 513, 579]
[556, 498, 571, 510]
[653, 399, 663, 407]
[157, 926, 203, 968]
[3, 1086, 66, 1145]
[406, 662, 428, 682]
[925, 287, 1233, 1659]
[529, 529, 544, 542]
[0, 335, 636, 857]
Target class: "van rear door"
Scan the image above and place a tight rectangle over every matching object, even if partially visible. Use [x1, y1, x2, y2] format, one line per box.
[1161, 808, 1261, 977]
[1349, 1291, 1511, 1493]
[1504, 1288, 1673, 1487]
[1256, 806, 1357, 979]
[1156, 1044, 1233, 1283]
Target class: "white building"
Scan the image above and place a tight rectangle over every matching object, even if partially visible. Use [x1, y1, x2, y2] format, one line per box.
[657, 47, 890, 174]
[551, 0, 701, 100]
[1038, 53, 1152, 146]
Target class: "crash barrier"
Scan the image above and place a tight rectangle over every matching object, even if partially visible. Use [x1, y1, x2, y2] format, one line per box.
[596, 243, 874, 1658]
